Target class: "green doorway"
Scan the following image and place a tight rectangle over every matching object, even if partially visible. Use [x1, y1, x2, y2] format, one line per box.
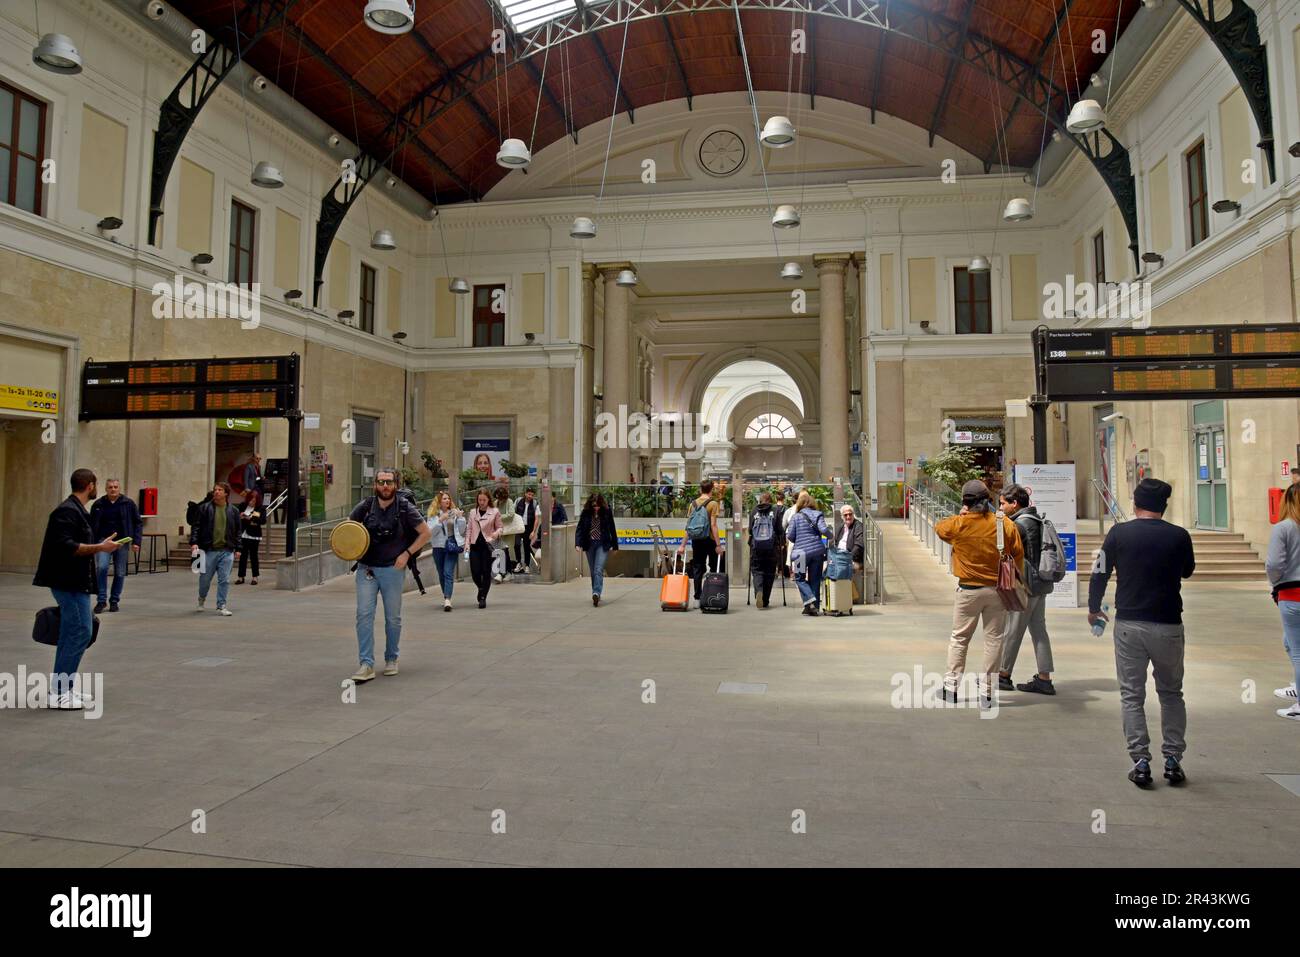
[1192, 400, 1228, 530]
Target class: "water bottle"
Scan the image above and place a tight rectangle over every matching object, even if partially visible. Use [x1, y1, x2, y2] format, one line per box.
[1091, 603, 1110, 637]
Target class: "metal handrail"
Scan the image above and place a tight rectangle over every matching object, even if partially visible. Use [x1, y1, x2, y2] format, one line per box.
[1090, 477, 1127, 534]
[903, 484, 958, 568]
[833, 482, 886, 605]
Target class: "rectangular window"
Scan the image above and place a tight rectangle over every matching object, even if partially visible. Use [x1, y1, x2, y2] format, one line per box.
[953, 267, 991, 334]
[227, 199, 256, 287]
[0, 79, 48, 215]
[359, 263, 377, 334]
[1093, 230, 1106, 285]
[1186, 141, 1208, 248]
[472, 283, 506, 347]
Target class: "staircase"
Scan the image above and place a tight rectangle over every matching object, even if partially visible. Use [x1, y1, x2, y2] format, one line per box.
[1076, 527, 1267, 583]
[168, 524, 290, 568]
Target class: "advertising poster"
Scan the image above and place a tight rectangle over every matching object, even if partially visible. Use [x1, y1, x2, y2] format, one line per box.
[1013, 463, 1077, 608]
[462, 437, 510, 481]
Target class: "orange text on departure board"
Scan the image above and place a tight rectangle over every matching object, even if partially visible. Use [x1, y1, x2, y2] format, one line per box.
[1112, 332, 1215, 358]
[1230, 330, 1300, 355]
[125, 392, 196, 413]
[1232, 365, 1300, 391]
[205, 362, 278, 383]
[205, 390, 278, 411]
[1113, 367, 1216, 393]
[128, 365, 196, 385]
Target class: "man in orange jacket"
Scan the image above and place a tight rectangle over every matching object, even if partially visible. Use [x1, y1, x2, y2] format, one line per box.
[935, 479, 1024, 707]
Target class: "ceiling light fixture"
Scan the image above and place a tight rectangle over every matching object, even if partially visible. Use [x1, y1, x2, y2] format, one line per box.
[251, 160, 284, 188]
[760, 116, 796, 148]
[780, 262, 803, 280]
[449, 277, 470, 294]
[968, 255, 991, 274]
[191, 252, 213, 266]
[32, 33, 82, 74]
[370, 228, 396, 250]
[363, 0, 415, 34]
[772, 204, 800, 229]
[496, 138, 531, 168]
[1066, 99, 1106, 134]
[570, 216, 596, 239]
[338, 309, 356, 320]
[1003, 198, 1033, 222]
[615, 269, 638, 288]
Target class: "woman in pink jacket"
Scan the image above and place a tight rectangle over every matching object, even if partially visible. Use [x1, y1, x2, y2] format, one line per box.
[465, 488, 503, 608]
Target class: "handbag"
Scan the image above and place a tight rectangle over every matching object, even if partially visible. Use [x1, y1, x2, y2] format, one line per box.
[827, 547, 854, 581]
[440, 515, 463, 555]
[33, 606, 100, 647]
[995, 514, 1029, 612]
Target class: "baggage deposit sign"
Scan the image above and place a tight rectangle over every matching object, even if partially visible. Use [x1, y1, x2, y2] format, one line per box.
[613, 517, 735, 550]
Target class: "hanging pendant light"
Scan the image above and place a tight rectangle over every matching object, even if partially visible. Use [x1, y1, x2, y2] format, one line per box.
[780, 262, 803, 280]
[250, 161, 284, 188]
[760, 116, 796, 148]
[1066, 99, 1106, 134]
[968, 255, 991, 274]
[570, 216, 597, 239]
[370, 229, 396, 250]
[32, 33, 82, 74]
[772, 205, 800, 229]
[449, 277, 470, 294]
[615, 269, 638, 288]
[496, 138, 531, 168]
[363, 0, 415, 34]
[1002, 198, 1033, 222]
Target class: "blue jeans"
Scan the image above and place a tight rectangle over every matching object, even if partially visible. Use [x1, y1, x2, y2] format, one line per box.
[586, 545, 609, 595]
[432, 547, 458, 599]
[794, 549, 826, 607]
[356, 563, 404, 666]
[95, 547, 129, 603]
[1280, 600, 1300, 694]
[50, 589, 93, 696]
[197, 549, 234, 608]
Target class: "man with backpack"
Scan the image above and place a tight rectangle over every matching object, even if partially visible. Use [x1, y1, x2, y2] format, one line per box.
[347, 468, 430, 682]
[677, 480, 723, 604]
[749, 492, 779, 608]
[996, 483, 1060, 695]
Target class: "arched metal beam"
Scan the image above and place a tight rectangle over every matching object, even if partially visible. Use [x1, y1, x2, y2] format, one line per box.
[1174, 0, 1274, 182]
[311, 0, 1145, 303]
[148, 0, 298, 246]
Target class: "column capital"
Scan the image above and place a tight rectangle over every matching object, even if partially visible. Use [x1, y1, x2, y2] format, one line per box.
[813, 253, 852, 275]
[581, 263, 599, 282]
[596, 261, 635, 279]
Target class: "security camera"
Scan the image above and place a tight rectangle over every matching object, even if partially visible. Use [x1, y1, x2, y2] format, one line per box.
[326, 133, 341, 149]
[399, 441, 411, 455]
[251, 75, 269, 93]
[1101, 412, 1125, 423]
[144, 0, 166, 20]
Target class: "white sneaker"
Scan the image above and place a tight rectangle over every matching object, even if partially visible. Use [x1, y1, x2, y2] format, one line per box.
[493, 574, 504, 583]
[1277, 706, 1300, 721]
[50, 692, 85, 711]
[1274, 684, 1298, 700]
[217, 606, 233, 617]
[350, 664, 375, 682]
[196, 599, 205, 612]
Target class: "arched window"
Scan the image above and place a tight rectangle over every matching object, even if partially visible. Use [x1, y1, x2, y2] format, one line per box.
[744, 414, 795, 440]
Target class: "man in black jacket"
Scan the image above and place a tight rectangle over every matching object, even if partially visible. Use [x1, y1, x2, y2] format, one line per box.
[89, 478, 141, 613]
[34, 468, 123, 709]
[189, 482, 242, 616]
[997, 483, 1057, 695]
[514, 488, 540, 573]
[749, 493, 780, 608]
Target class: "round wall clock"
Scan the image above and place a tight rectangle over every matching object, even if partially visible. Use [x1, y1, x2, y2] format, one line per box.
[698, 129, 746, 177]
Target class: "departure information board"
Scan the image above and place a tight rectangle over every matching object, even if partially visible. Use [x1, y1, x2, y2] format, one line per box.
[1041, 326, 1300, 402]
[80, 356, 297, 421]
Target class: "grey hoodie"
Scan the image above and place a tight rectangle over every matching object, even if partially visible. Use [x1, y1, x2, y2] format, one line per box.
[1266, 517, 1300, 585]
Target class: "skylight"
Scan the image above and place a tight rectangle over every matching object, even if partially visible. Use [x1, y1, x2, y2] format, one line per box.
[496, 0, 578, 33]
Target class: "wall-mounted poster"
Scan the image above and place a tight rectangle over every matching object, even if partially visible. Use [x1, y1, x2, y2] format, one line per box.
[463, 421, 511, 480]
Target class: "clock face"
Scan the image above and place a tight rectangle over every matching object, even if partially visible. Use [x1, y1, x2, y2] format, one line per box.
[698, 130, 746, 176]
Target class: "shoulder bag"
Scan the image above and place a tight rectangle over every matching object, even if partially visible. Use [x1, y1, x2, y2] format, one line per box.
[995, 513, 1029, 612]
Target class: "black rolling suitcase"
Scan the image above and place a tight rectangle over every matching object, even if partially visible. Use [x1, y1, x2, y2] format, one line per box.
[700, 552, 729, 614]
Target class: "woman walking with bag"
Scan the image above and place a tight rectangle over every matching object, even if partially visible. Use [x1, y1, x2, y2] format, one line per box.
[786, 491, 830, 615]
[575, 492, 619, 606]
[466, 489, 502, 609]
[1266, 484, 1300, 721]
[493, 485, 521, 583]
[236, 490, 266, 585]
[427, 491, 467, 612]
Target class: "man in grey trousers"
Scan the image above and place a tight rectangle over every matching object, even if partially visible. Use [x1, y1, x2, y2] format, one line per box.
[1088, 478, 1195, 788]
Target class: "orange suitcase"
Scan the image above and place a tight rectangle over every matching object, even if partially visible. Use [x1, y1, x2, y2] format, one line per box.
[660, 553, 690, 611]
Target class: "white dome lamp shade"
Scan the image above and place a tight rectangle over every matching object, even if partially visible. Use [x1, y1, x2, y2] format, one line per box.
[760, 116, 796, 148]
[570, 216, 597, 239]
[448, 277, 470, 294]
[363, 0, 415, 34]
[780, 262, 803, 280]
[772, 204, 800, 229]
[968, 254, 991, 274]
[1002, 197, 1033, 222]
[1066, 99, 1106, 134]
[370, 229, 397, 251]
[250, 160, 284, 188]
[496, 138, 531, 169]
[615, 269, 638, 288]
[33, 33, 82, 74]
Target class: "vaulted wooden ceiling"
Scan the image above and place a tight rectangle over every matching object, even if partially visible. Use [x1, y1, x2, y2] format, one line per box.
[168, 0, 1141, 205]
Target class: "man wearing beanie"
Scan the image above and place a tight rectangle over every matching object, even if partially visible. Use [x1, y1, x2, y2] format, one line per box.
[1088, 477, 1195, 788]
[935, 479, 1024, 707]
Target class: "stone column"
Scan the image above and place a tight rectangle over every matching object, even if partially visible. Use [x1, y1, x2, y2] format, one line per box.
[579, 264, 597, 486]
[598, 262, 634, 484]
[815, 253, 852, 482]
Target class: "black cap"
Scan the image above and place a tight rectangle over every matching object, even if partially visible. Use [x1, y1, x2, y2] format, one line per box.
[961, 479, 990, 501]
[1133, 477, 1171, 513]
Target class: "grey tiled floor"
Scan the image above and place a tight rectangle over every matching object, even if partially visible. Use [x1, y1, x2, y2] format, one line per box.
[1, 525, 1297, 867]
